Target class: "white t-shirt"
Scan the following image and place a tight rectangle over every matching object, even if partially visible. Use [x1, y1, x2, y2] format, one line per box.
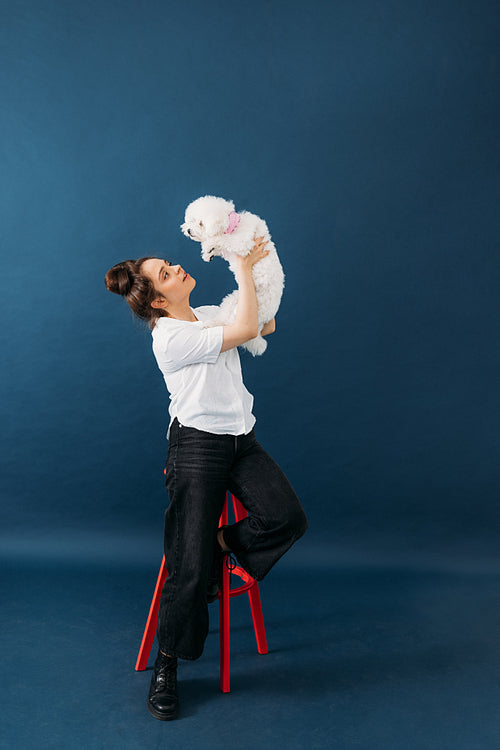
[151, 305, 256, 439]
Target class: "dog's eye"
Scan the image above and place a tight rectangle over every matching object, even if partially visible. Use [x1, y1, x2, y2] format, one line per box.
[199, 221, 203, 227]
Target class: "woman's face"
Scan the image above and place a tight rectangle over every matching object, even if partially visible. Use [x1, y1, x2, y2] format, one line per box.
[141, 258, 196, 309]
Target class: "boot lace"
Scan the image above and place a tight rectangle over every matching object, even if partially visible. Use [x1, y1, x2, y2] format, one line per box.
[157, 668, 177, 692]
[225, 552, 237, 587]
[154, 656, 177, 693]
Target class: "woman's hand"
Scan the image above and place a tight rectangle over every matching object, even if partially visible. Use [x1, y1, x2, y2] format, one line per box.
[236, 236, 270, 275]
[261, 318, 275, 336]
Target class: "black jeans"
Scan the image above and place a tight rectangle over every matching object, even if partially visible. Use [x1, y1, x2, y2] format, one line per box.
[157, 417, 308, 660]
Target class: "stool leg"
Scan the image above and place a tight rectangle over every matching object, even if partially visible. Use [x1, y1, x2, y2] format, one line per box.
[219, 552, 231, 692]
[219, 495, 231, 692]
[248, 583, 268, 654]
[135, 556, 167, 671]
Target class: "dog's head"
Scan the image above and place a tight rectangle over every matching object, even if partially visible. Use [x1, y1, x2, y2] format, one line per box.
[180, 195, 235, 244]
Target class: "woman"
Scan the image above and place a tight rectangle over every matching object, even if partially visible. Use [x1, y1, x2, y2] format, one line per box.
[104, 235, 308, 720]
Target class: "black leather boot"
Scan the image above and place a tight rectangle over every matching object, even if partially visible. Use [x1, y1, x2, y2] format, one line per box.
[147, 651, 179, 721]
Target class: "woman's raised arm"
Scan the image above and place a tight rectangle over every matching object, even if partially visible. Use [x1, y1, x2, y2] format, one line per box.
[220, 237, 269, 353]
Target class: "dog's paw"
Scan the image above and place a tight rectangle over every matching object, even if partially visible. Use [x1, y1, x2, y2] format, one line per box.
[201, 248, 217, 263]
[241, 335, 268, 357]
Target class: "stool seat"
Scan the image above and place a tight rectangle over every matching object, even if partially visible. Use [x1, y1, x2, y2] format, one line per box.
[135, 492, 268, 692]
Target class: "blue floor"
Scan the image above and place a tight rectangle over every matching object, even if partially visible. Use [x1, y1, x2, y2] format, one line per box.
[1, 553, 499, 749]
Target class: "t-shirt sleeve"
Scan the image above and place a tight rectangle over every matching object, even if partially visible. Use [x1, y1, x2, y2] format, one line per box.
[153, 323, 224, 373]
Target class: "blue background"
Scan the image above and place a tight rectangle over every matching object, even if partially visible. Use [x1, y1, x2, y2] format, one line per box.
[1, 2, 499, 748]
[2, 0, 498, 565]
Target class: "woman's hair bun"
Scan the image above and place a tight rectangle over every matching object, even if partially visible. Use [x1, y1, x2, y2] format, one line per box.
[104, 255, 165, 330]
[104, 261, 134, 296]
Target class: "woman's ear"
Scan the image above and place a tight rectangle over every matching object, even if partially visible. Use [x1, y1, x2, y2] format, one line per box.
[151, 297, 168, 310]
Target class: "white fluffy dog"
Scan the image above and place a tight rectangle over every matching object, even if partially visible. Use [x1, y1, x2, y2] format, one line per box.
[180, 195, 284, 356]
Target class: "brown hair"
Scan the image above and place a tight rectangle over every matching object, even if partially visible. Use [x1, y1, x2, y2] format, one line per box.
[104, 256, 167, 329]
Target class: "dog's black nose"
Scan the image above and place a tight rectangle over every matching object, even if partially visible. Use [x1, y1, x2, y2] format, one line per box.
[187, 228, 192, 236]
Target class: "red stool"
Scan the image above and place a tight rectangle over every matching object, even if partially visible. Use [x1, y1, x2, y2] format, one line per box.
[135, 491, 268, 692]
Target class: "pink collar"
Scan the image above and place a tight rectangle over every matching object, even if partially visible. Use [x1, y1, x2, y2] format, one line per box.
[225, 211, 240, 234]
